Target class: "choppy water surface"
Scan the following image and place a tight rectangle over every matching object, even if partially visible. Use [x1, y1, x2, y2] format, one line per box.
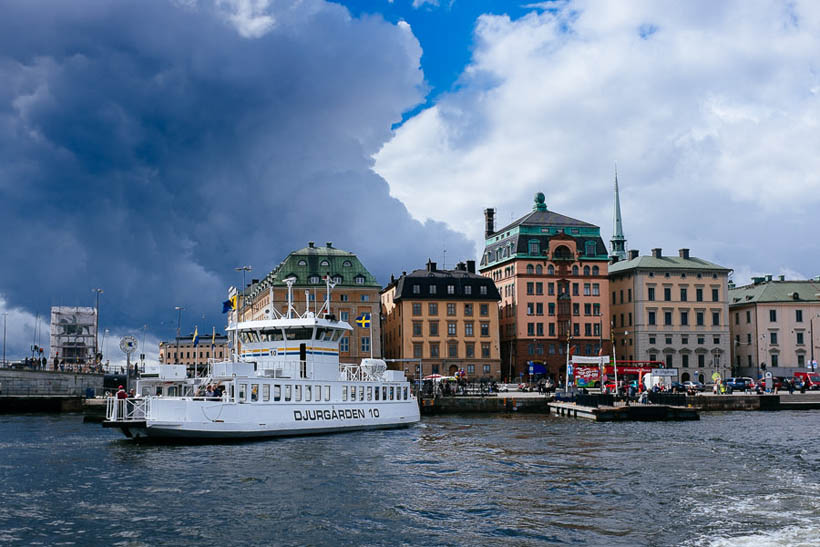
[1, 411, 819, 546]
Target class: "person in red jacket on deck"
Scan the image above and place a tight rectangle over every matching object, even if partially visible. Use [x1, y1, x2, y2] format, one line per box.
[116, 385, 127, 399]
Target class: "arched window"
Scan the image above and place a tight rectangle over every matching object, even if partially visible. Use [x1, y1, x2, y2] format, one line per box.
[572, 265, 579, 275]
[526, 264, 534, 274]
[583, 265, 590, 276]
[320, 260, 329, 267]
[592, 266, 599, 276]
[548, 265, 555, 275]
[536, 265, 543, 274]
[298, 259, 307, 266]
[553, 245, 572, 260]
[343, 260, 352, 267]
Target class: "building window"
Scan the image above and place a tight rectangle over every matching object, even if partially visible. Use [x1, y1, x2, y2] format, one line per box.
[712, 312, 720, 326]
[698, 354, 705, 367]
[664, 287, 671, 301]
[431, 364, 439, 374]
[536, 282, 543, 295]
[548, 283, 555, 296]
[430, 343, 439, 358]
[537, 323, 544, 336]
[480, 286, 488, 296]
[797, 354, 804, 366]
[665, 354, 673, 368]
[464, 303, 473, 316]
[584, 283, 591, 296]
[429, 321, 439, 336]
[584, 265, 590, 276]
[735, 312, 739, 325]
[746, 310, 751, 323]
[648, 311, 656, 325]
[361, 294, 369, 302]
[447, 303, 456, 316]
[796, 309, 803, 322]
[592, 283, 600, 296]
[448, 322, 457, 336]
[465, 285, 472, 295]
[573, 323, 580, 336]
[696, 288, 703, 302]
[681, 336, 688, 345]
[480, 304, 489, 316]
[664, 311, 672, 326]
[412, 284, 420, 294]
[682, 354, 689, 368]
[481, 343, 490, 358]
[447, 285, 455, 295]
[712, 288, 719, 301]
[528, 240, 540, 255]
[770, 332, 778, 345]
[698, 336, 705, 345]
[574, 303, 581, 316]
[548, 303, 555, 316]
[769, 309, 776, 322]
[680, 311, 689, 325]
[412, 303, 421, 316]
[429, 284, 437, 295]
[536, 303, 543, 316]
[696, 312, 704, 326]
[355, 275, 365, 285]
[483, 364, 491, 374]
[680, 288, 687, 301]
[340, 337, 349, 352]
[648, 287, 655, 301]
[466, 343, 475, 357]
[465, 322, 474, 336]
[429, 303, 438, 315]
[797, 332, 804, 345]
[548, 265, 555, 275]
[527, 282, 534, 295]
[528, 323, 535, 336]
[584, 323, 592, 336]
[771, 354, 779, 367]
[549, 323, 555, 336]
[573, 283, 579, 296]
[448, 342, 458, 358]
[361, 337, 370, 353]
[413, 343, 423, 358]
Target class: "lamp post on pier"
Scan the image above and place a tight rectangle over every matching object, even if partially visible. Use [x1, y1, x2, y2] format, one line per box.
[92, 288, 103, 361]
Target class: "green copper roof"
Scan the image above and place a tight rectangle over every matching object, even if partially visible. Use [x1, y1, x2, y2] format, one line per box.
[608, 254, 731, 274]
[242, 242, 380, 302]
[729, 280, 820, 305]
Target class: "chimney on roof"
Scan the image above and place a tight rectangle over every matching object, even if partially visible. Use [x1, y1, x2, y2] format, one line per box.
[651, 248, 662, 258]
[390, 274, 395, 283]
[308, 241, 315, 248]
[466, 260, 476, 274]
[402, 271, 406, 276]
[752, 276, 764, 284]
[628, 249, 639, 260]
[252, 279, 259, 284]
[326, 241, 332, 248]
[426, 259, 437, 272]
[455, 262, 466, 271]
[484, 208, 496, 238]
[778, 274, 785, 281]
[679, 248, 690, 259]
[728, 280, 735, 289]
[610, 256, 619, 264]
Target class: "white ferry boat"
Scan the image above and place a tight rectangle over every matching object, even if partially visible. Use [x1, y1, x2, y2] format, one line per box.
[103, 278, 420, 439]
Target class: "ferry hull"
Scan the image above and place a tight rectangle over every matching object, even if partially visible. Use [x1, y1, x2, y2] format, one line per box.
[105, 400, 420, 440]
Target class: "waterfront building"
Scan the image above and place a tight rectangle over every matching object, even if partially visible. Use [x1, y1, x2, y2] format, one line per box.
[479, 192, 611, 381]
[728, 275, 820, 378]
[234, 242, 381, 362]
[49, 306, 97, 365]
[608, 248, 732, 383]
[381, 260, 502, 381]
[158, 332, 229, 368]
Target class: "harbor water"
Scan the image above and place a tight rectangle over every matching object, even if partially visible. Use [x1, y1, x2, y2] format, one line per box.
[1, 411, 819, 545]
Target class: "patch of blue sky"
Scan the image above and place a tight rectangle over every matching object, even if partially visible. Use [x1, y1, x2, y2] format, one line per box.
[336, 0, 562, 127]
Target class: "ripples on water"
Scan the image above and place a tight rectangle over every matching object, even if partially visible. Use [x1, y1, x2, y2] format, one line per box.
[1, 411, 819, 545]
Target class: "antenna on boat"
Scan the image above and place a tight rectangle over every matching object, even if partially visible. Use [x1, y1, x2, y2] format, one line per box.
[283, 277, 297, 319]
[304, 290, 311, 318]
[317, 275, 337, 318]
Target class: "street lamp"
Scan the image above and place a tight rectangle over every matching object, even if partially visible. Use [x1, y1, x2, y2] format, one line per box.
[102, 328, 110, 371]
[2, 312, 7, 368]
[175, 306, 184, 364]
[92, 288, 103, 361]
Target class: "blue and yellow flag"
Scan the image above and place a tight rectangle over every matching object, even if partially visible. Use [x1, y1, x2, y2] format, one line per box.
[222, 295, 237, 313]
[211, 327, 216, 349]
[192, 326, 200, 347]
[355, 313, 371, 328]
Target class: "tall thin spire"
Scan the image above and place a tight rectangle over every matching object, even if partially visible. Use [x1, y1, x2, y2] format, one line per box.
[610, 166, 627, 261]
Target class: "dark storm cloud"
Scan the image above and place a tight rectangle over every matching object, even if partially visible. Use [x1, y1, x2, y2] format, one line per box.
[0, 0, 473, 346]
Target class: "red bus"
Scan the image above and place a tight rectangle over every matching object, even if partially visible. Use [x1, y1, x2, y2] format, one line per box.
[574, 360, 666, 389]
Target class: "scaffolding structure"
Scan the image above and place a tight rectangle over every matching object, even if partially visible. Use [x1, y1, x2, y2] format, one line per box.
[49, 306, 97, 364]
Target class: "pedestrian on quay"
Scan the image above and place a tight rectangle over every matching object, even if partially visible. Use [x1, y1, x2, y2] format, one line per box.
[787, 379, 794, 395]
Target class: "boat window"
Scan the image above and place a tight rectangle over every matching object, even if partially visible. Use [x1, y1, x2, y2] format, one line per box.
[390, 386, 395, 400]
[325, 386, 330, 401]
[251, 384, 259, 402]
[285, 385, 292, 401]
[306, 385, 312, 402]
[263, 384, 270, 402]
[260, 329, 284, 342]
[342, 386, 348, 401]
[367, 387, 372, 401]
[239, 384, 247, 402]
[360, 386, 366, 402]
[155, 386, 163, 396]
[168, 386, 177, 397]
[274, 385, 281, 402]
[286, 327, 315, 340]
[295, 385, 302, 402]
[229, 384, 235, 401]
[332, 330, 344, 341]
[315, 385, 322, 402]
[404, 386, 408, 400]
[382, 386, 387, 400]
[374, 386, 380, 401]
[248, 331, 261, 343]
[142, 387, 152, 397]
[316, 328, 333, 341]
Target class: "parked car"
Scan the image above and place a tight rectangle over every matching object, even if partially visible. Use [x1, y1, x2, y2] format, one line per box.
[669, 381, 686, 393]
[683, 380, 705, 392]
[794, 372, 820, 390]
[724, 377, 753, 391]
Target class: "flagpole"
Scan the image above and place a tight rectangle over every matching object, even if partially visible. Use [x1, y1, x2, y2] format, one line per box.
[369, 313, 373, 359]
[565, 331, 571, 393]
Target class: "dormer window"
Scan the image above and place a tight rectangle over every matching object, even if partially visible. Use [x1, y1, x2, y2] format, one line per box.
[309, 275, 320, 284]
[332, 275, 343, 284]
[429, 285, 437, 295]
[343, 260, 352, 267]
[354, 275, 365, 285]
[528, 240, 540, 255]
[320, 260, 330, 267]
[447, 285, 455, 295]
[413, 284, 421, 294]
[298, 259, 307, 266]
[585, 241, 596, 256]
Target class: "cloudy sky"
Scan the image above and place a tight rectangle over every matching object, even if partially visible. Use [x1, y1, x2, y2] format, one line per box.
[2, 0, 819, 361]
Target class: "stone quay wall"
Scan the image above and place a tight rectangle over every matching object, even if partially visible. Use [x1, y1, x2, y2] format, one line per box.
[0, 369, 104, 397]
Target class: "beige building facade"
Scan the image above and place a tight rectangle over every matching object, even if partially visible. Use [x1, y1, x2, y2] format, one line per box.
[381, 260, 502, 381]
[608, 248, 732, 383]
[159, 333, 229, 369]
[729, 276, 820, 377]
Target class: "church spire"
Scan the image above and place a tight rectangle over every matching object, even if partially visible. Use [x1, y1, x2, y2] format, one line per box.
[610, 166, 627, 261]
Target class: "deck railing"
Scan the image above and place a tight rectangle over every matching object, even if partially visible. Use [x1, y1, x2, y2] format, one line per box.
[106, 397, 150, 422]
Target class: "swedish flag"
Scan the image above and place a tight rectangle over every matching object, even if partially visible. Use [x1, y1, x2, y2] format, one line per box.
[355, 313, 371, 328]
[222, 295, 237, 313]
[192, 326, 200, 347]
